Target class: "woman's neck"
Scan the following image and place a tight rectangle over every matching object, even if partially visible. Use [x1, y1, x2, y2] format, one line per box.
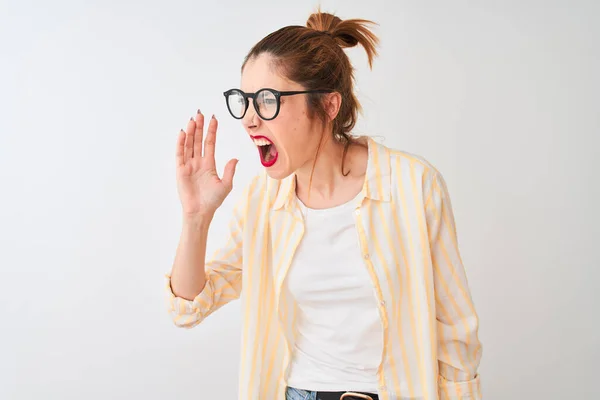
[294, 135, 368, 206]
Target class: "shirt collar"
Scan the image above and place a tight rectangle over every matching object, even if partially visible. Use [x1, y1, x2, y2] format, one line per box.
[272, 136, 391, 211]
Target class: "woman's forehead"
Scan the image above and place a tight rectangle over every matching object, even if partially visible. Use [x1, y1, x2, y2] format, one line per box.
[240, 54, 301, 92]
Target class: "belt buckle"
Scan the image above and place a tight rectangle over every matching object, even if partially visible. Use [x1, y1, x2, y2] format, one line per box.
[340, 392, 373, 400]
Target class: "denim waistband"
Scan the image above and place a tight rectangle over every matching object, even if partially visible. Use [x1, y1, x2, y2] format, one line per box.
[285, 386, 379, 400]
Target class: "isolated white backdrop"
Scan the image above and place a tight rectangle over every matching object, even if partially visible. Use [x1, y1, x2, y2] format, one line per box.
[1, 1, 598, 399]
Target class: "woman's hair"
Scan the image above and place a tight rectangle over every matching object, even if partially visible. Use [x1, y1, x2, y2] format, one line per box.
[242, 9, 379, 176]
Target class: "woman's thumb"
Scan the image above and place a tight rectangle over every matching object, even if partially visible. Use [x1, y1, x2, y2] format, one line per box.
[222, 158, 238, 189]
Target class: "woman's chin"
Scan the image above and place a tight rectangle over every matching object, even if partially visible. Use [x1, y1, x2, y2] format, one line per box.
[264, 164, 292, 181]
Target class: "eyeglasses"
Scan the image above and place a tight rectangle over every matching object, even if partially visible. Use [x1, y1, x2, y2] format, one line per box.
[223, 88, 333, 121]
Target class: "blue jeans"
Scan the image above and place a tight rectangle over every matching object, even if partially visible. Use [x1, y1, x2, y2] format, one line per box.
[285, 387, 317, 400]
[285, 387, 378, 400]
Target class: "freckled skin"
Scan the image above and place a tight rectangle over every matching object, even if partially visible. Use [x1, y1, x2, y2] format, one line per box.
[240, 53, 329, 180]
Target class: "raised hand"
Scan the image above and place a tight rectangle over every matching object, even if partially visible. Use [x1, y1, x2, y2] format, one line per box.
[176, 110, 238, 219]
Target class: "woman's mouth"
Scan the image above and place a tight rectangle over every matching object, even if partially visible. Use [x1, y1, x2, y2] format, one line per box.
[251, 136, 278, 167]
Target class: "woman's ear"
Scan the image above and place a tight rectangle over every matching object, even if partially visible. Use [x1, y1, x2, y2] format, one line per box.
[324, 92, 342, 121]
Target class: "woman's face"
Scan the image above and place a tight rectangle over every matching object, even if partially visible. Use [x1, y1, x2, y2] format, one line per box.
[240, 53, 324, 180]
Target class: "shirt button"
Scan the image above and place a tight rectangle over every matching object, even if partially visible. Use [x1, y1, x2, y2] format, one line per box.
[364, 253, 370, 260]
[355, 209, 361, 215]
[380, 300, 385, 306]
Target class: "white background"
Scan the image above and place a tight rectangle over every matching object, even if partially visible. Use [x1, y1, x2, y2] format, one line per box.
[1, 0, 598, 399]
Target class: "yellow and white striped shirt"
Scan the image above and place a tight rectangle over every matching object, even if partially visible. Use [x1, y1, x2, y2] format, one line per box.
[166, 137, 482, 400]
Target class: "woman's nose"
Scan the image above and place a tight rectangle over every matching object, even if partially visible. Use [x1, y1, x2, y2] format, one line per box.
[243, 100, 259, 128]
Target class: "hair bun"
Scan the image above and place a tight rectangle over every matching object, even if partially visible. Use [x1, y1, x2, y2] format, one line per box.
[306, 11, 342, 32]
[304, 8, 379, 67]
[306, 12, 342, 39]
[306, 11, 365, 49]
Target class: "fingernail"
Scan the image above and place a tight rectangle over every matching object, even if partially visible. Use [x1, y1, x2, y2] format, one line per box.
[197, 108, 201, 114]
[211, 114, 215, 120]
[190, 117, 193, 121]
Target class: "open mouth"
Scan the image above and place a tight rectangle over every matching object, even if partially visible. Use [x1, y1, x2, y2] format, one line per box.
[251, 135, 279, 167]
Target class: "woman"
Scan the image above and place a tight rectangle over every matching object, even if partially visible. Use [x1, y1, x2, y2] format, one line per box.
[166, 10, 482, 400]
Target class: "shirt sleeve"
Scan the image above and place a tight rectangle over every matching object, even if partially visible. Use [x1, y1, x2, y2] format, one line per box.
[425, 170, 483, 400]
[165, 189, 247, 329]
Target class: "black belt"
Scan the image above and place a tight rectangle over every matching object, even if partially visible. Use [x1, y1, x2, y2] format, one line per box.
[316, 391, 379, 400]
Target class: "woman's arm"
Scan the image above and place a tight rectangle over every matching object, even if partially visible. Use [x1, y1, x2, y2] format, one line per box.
[167, 111, 243, 328]
[425, 170, 483, 399]
[166, 189, 247, 329]
[170, 215, 213, 301]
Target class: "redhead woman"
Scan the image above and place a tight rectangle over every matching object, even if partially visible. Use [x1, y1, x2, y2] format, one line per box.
[166, 10, 482, 400]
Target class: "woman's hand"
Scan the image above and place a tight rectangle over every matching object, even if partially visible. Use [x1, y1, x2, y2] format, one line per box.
[176, 110, 238, 219]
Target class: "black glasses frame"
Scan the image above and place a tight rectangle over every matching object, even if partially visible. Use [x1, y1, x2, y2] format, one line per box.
[223, 88, 334, 121]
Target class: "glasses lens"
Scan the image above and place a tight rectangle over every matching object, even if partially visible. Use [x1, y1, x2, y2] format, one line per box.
[255, 90, 278, 119]
[227, 91, 246, 118]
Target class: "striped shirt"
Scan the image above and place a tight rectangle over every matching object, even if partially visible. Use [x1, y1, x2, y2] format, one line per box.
[166, 137, 482, 400]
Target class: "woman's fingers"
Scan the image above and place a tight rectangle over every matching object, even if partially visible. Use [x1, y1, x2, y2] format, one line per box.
[203, 115, 218, 166]
[183, 118, 195, 163]
[176, 129, 186, 167]
[178, 111, 220, 169]
[221, 158, 238, 189]
[193, 110, 204, 158]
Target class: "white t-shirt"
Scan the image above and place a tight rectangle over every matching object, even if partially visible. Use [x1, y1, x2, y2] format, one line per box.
[284, 193, 384, 392]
